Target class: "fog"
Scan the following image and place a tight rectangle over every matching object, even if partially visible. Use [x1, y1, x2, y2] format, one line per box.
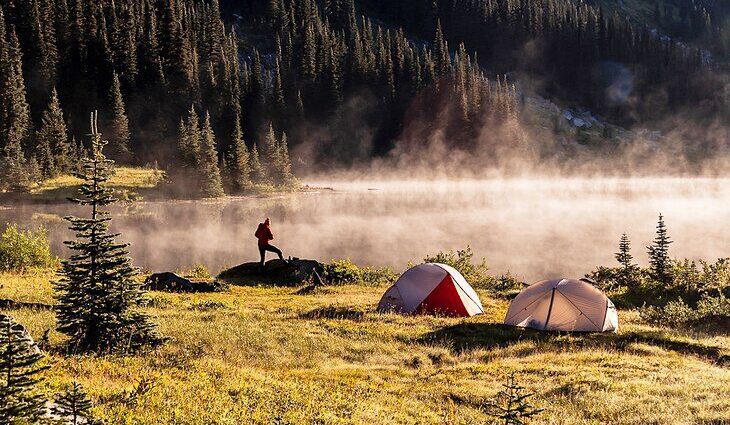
[2, 177, 728, 282]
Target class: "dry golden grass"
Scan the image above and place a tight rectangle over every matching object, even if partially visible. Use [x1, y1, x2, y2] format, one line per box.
[23, 167, 167, 203]
[1, 271, 729, 424]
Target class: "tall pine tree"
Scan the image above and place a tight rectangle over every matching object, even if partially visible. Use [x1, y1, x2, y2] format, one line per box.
[228, 114, 251, 192]
[249, 143, 265, 184]
[37, 87, 71, 176]
[197, 111, 224, 197]
[647, 214, 673, 285]
[53, 112, 164, 353]
[179, 105, 201, 168]
[1, 27, 32, 192]
[261, 122, 281, 183]
[108, 72, 132, 161]
[278, 131, 295, 186]
[615, 233, 638, 287]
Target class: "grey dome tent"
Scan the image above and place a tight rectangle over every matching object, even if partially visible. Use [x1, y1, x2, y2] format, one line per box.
[504, 278, 618, 332]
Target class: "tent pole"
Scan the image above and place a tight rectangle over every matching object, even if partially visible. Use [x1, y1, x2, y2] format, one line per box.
[543, 288, 556, 330]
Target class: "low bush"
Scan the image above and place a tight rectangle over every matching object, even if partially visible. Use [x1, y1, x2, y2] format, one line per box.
[178, 263, 212, 280]
[422, 246, 525, 292]
[588, 258, 730, 309]
[423, 246, 493, 287]
[640, 295, 730, 329]
[323, 259, 397, 286]
[0, 224, 56, 271]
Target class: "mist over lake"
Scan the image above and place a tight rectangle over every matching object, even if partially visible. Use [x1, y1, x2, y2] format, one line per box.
[2, 177, 727, 281]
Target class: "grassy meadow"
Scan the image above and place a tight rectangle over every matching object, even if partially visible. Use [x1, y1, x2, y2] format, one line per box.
[1, 270, 729, 424]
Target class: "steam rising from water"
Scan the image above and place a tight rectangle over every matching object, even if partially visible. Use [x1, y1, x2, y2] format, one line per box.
[2, 177, 728, 282]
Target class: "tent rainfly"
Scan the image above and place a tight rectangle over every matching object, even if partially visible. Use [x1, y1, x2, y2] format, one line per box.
[377, 263, 484, 317]
[504, 278, 618, 332]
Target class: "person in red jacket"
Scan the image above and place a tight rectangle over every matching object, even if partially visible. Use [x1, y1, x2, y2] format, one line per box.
[255, 217, 284, 268]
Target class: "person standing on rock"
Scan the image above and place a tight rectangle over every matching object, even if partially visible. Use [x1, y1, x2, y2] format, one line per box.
[255, 217, 284, 269]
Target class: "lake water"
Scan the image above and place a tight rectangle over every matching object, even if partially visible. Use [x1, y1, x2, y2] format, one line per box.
[1, 177, 728, 282]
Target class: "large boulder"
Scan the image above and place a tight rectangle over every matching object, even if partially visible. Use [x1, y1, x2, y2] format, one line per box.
[143, 272, 226, 293]
[217, 258, 324, 286]
[0, 314, 41, 355]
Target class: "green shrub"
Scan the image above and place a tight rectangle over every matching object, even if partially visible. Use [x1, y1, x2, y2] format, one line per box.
[586, 266, 651, 307]
[178, 264, 212, 279]
[640, 298, 697, 326]
[423, 246, 499, 290]
[670, 258, 730, 302]
[640, 295, 730, 329]
[0, 224, 56, 271]
[323, 259, 396, 286]
[493, 272, 525, 293]
[588, 258, 730, 309]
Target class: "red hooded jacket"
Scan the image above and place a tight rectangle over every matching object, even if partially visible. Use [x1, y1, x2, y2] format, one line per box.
[255, 222, 273, 247]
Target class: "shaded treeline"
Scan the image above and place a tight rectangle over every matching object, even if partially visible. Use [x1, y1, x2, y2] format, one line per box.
[0, 0, 517, 193]
[358, 0, 729, 125]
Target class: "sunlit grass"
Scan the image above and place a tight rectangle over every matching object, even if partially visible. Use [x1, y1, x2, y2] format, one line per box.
[34, 167, 165, 193]
[22, 167, 167, 203]
[1, 273, 729, 424]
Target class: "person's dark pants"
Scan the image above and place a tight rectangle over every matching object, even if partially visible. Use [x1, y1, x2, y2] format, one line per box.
[259, 243, 283, 266]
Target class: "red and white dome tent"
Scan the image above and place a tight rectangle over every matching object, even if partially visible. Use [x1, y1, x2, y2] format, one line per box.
[377, 263, 484, 317]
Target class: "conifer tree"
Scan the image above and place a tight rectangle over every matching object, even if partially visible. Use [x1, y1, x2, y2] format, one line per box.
[36, 134, 55, 178]
[249, 49, 265, 110]
[178, 105, 201, 168]
[647, 214, 673, 285]
[615, 233, 639, 288]
[485, 372, 544, 424]
[0, 314, 48, 423]
[326, 47, 343, 104]
[278, 132, 294, 185]
[52, 381, 95, 425]
[38, 87, 71, 175]
[159, 0, 193, 93]
[615, 233, 634, 270]
[108, 72, 132, 161]
[272, 56, 285, 109]
[27, 155, 42, 185]
[0, 7, 9, 125]
[1, 28, 32, 192]
[433, 20, 451, 76]
[261, 123, 281, 182]
[301, 24, 317, 81]
[53, 112, 164, 353]
[197, 111, 224, 197]
[177, 118, 191, 167]
[295, 89, 304, 119]
[0, 133, 29, 193]
[229, 115, 251, 192]
[249, 143, 266, 184]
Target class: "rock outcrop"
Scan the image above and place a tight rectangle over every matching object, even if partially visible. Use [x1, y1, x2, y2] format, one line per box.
[0, 313, 41, 355]
[217, 258, 324, 286]
[143, 272, 226, 293]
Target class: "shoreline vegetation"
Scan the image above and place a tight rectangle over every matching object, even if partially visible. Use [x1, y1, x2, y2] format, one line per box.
[0, 226, 729, 422]
[0, 165, 306, 205]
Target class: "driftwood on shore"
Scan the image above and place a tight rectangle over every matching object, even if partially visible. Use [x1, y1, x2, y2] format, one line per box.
[217, 258, 324, 286]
